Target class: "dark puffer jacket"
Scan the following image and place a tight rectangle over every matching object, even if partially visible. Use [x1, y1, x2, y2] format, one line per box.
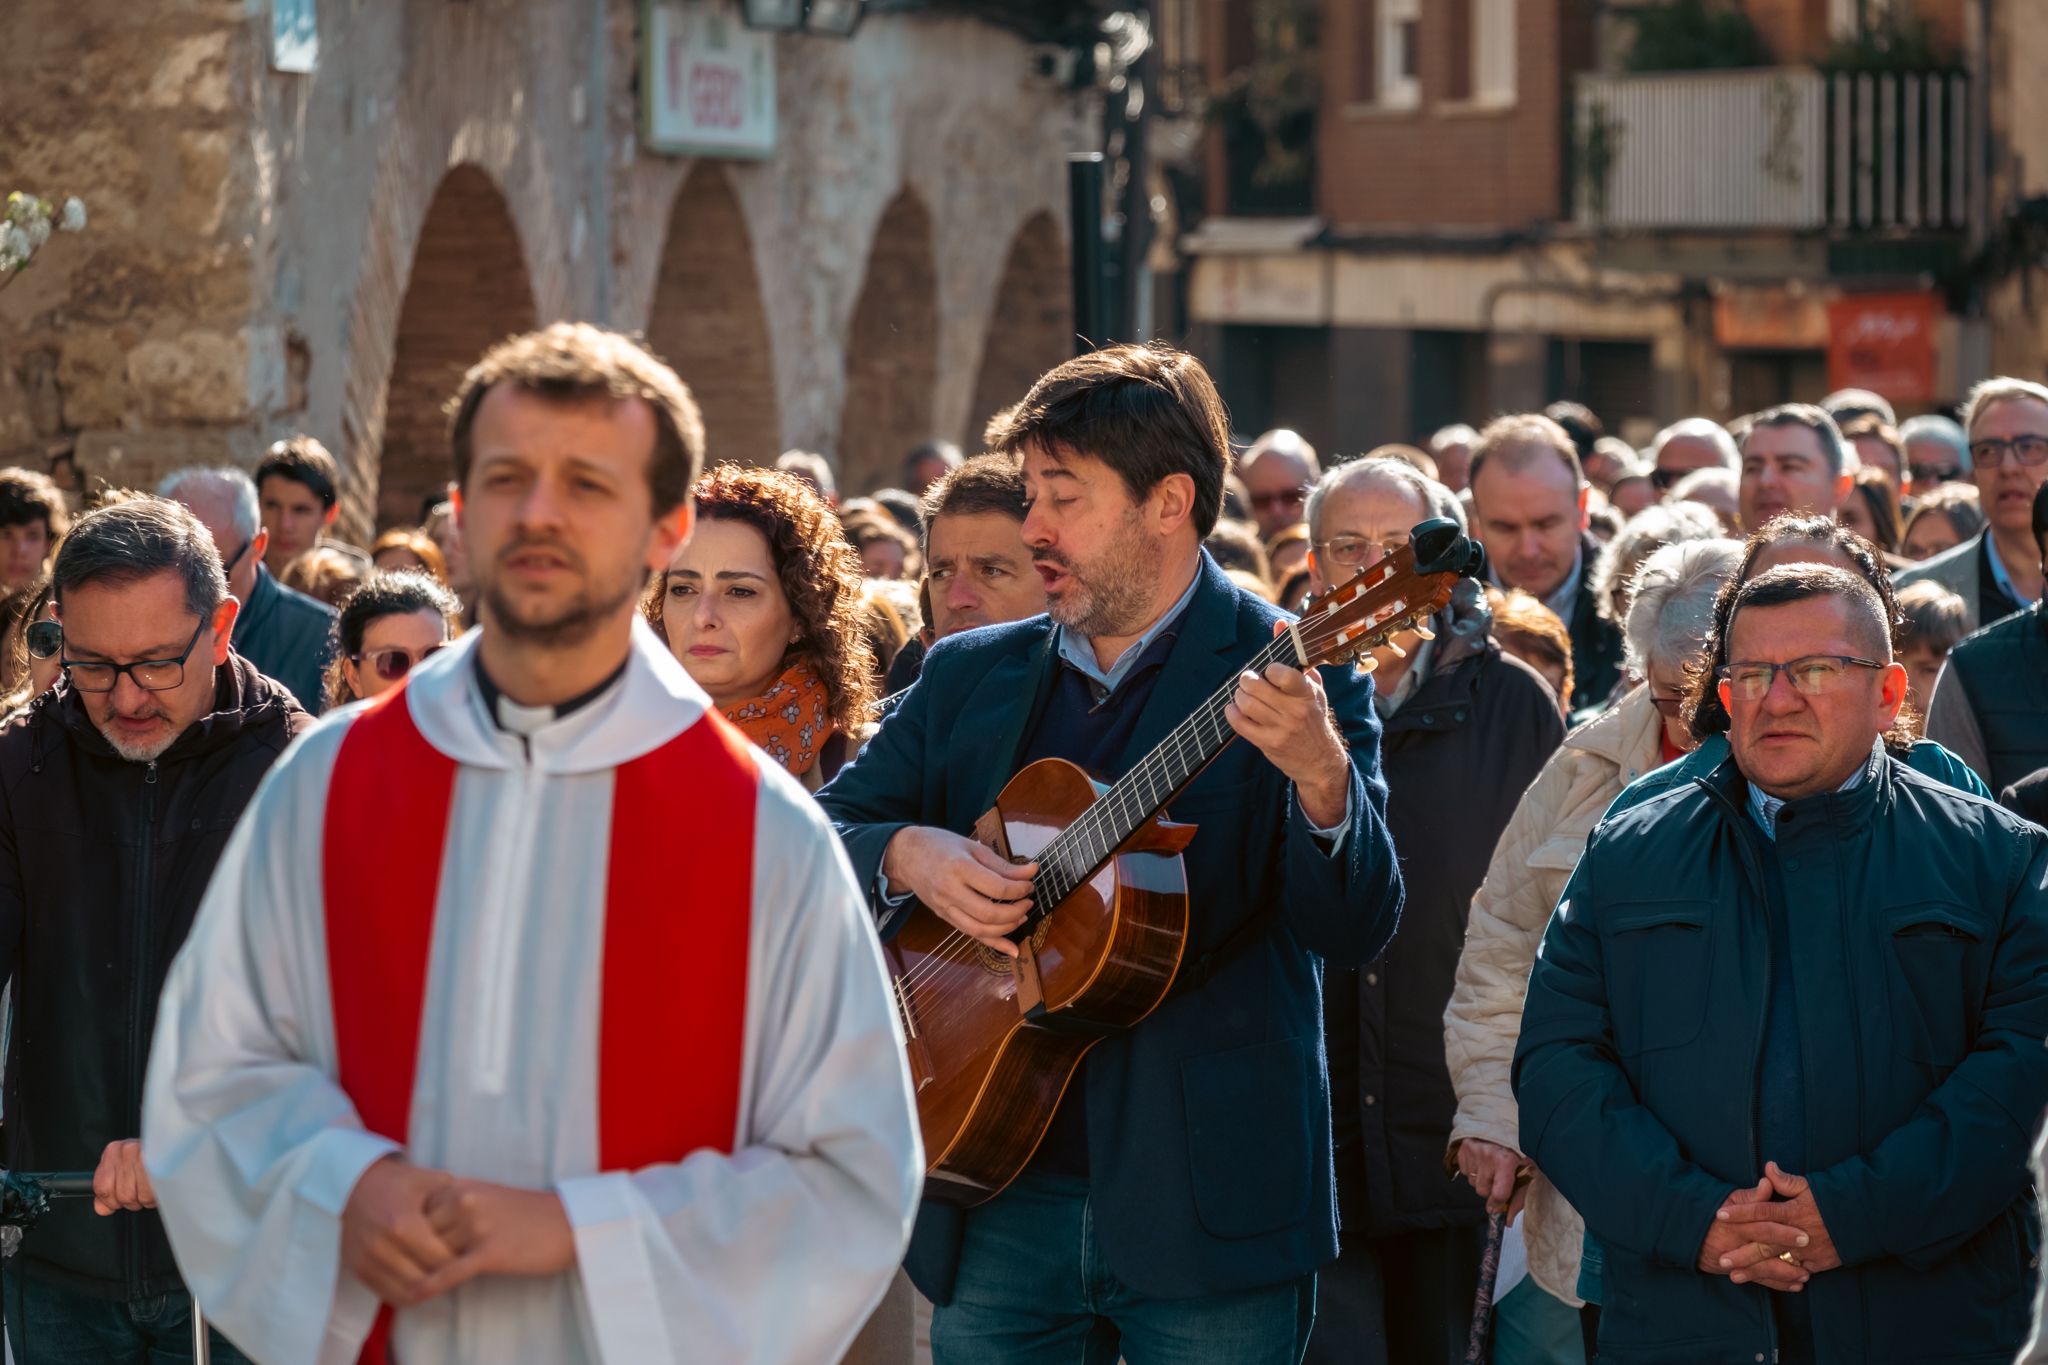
[0, 654, 308, 1299]
[1328, 584, 1564, 1239]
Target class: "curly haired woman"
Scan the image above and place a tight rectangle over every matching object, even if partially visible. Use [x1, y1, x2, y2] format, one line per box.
[646, 463, 878, 791]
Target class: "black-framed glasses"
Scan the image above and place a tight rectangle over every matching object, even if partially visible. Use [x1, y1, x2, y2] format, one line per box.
[1908, 462, 1960, 483]
[1313, 532, 1410, 571]
[351, 643, 445, 683]
[219, 538, 251, 576]
[1716, 654, 1886, 702]
[1967, 435, 2048, 468]
[61, 616, 210, 693]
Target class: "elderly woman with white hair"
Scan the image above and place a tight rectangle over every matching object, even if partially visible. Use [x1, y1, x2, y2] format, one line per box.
[1442, 536, 1741, 1365]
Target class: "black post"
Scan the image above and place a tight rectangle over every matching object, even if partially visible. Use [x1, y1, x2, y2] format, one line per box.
[1119, 0, 1156, 343]
[1069, 152, 1109, 354]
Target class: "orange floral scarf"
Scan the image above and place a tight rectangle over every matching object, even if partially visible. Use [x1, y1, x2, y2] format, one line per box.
[722, 664, 833, 777]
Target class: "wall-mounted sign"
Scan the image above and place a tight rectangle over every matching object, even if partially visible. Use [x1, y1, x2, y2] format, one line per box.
[272, 0, 318, 73]
[1827, 290, 1941, 404]
[643, 1, 777, 159]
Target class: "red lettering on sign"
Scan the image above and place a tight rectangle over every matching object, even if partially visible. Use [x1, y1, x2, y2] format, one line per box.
[689, 63, 746, 129]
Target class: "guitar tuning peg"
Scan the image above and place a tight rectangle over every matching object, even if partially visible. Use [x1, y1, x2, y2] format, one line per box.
[1385, 638, 1407, 659]
[1357, 655, 1379, 674]
[1413, 625, 1435, 642]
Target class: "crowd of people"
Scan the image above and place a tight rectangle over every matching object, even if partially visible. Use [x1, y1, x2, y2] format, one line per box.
[0, 318, 2039, 1365]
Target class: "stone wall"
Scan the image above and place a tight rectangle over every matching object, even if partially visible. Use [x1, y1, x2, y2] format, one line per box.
[0, 0, 1088, 535]
[0, 0, 268, 497]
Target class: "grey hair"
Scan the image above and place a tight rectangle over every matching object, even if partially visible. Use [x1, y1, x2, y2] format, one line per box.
[1743, 403, 1851, 476]
[158, 466, 260, 543]
[1652, 417, 1738, 471]
[1305, 455, 1465, 544]
[1430, 423, 1478, 452]
[53, 497, 227, 621]
[1899, 413, 1969, 473]
[1623, 537, 1742, 679]
[1961, 376, 2048, 441]
[1591, 501, 1725, 625]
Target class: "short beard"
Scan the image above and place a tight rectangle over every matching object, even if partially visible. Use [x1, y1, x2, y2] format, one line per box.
[1042, 509, 1164, 639]
[481, 577, 640, 648]
[96, 719, 177, 764]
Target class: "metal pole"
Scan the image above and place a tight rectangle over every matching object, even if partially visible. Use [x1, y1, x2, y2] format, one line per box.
[1068, 153, 1109, 353]
[1120, 0, 1157, 343]
[192, 1296, 211, 1365]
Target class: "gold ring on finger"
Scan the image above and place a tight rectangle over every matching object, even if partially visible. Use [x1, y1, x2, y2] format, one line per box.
[1777, 1250, 1800, 1266]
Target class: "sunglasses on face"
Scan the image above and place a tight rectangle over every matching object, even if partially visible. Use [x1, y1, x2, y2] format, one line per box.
[1249, 488, 1306, 512]
[24, 619, 60, 660]
[1908, 463, 1959, 484]
[352, 643, 446, 683]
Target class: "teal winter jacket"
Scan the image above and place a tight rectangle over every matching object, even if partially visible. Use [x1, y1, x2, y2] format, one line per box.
[1515, 753, 2048, 1365]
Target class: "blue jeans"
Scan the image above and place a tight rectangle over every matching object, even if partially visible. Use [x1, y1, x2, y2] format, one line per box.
[931, 1172, 1316, 1365]
[3, 1265, 250, 1365]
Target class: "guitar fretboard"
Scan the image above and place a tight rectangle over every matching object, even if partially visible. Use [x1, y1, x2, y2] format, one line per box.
[1028, 630, 1299, 914]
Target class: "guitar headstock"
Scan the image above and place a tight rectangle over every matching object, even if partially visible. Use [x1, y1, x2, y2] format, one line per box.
[1295, 518, 1483, 671]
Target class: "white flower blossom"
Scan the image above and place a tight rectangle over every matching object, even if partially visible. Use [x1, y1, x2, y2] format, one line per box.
[60, 198, 85, 232]
[1, 223, 32, 268]
[24, 216, 50, 250]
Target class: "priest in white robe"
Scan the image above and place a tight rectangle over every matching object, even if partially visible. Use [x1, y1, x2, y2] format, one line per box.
[138, 323, 923, 1365]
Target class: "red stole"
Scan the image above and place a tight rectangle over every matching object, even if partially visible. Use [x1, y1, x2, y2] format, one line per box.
[321, 685, 759, 1364]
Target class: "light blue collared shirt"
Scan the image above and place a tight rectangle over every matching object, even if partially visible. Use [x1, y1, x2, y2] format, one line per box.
[1045, 557, 1349, 846]
[1984, 534, 2040, 611]
[1747, 738, 1883, 839]
[1052, 562, 1204, 698]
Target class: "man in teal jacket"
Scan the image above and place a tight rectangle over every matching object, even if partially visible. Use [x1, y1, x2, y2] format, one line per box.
[1516, 564, 2048, 1365]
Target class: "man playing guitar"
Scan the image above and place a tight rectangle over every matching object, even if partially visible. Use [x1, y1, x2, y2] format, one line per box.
[819, 343, 1405, 1364]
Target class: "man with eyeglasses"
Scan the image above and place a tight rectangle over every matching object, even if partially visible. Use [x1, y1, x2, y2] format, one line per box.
[1648, 417, 1738, 493]
[1517, 563, 2048, 1365]
[1299, 456, 1561, 1365]
[0, 497, 307, 1363]
[160, 466, 338, 714]
[1899, 413, 1969, 499]
[1895, 377, 2048, 632]
[1239, 428, 1321, 541]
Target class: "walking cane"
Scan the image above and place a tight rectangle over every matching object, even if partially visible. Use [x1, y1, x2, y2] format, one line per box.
[1, 1171, 210, 1364]
[1462, 1209, 1507, 1365]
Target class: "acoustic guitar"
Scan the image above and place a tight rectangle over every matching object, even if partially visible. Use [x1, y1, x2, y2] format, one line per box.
[884, 517, 1482, 1205]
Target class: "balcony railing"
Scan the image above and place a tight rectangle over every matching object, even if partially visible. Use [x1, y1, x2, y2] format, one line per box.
[1573, 67, 1972, 234]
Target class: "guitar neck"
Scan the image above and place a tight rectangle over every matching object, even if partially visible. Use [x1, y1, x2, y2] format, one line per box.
[1032, 631, 1298, 911]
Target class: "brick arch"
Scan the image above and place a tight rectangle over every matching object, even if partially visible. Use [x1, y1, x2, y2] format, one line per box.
[967, 211, 1071, 449]
[645, 166, 779, 467]
[837, 189, 939, 495]
[376, 165, 537, 529]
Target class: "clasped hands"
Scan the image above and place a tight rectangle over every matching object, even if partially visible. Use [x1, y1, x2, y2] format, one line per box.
[1697, 1161, 1841, 1293]
[340, 1155, 576, 1308]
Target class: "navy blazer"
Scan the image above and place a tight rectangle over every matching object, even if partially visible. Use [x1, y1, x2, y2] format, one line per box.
[819, 554, 1404, 1302]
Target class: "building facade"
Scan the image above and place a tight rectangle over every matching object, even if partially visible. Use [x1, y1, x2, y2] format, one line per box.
[0, 0, 1091, 534]
[1184, 0, 2028, 454]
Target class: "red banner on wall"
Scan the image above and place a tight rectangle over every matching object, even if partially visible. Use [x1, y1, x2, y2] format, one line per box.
[1827, 291, 1941, 404]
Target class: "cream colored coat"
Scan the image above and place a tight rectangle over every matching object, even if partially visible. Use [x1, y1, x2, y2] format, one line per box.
[1443, 684, 1665, 1307]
